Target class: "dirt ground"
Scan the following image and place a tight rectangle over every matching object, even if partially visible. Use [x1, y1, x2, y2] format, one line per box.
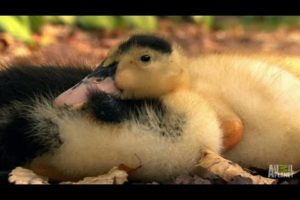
[2, 19, 300, 63]
[1, 19, 300, 184]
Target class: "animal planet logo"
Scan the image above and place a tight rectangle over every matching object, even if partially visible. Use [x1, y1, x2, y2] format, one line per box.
[268, 164, 294, 178]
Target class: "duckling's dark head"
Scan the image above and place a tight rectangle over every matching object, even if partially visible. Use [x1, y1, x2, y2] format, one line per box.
[54, 34, 189, 109]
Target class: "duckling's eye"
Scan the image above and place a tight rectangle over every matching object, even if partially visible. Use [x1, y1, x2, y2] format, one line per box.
[140, 55, 151, 63]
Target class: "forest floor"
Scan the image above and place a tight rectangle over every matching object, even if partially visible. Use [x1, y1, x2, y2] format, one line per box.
[1, 19, 300, 184]
[2, 19, 300, 63]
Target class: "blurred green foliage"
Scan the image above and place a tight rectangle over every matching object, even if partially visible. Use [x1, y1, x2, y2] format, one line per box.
[212, 16, 300, 30]
[1, 16, 300, 44]
[0, 16, 33, 44]
[77, 16, 119, 30]
[240, 16, 300, 29]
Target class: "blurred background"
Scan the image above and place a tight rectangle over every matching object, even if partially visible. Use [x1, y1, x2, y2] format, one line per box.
[1, 16, 300, 65]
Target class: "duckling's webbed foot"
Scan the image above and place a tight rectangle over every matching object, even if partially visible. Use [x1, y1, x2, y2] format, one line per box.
[220, 119, 244, 152]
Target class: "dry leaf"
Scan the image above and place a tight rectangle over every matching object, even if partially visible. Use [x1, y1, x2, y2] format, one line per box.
[118, 154, 142, 174]
[196, 149, 277, 184]
[9, 167, 49, 184]
[60, 167, 128, 185]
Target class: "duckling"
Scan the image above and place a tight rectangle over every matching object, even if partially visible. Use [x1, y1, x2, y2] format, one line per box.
[55, 34, 300, 174]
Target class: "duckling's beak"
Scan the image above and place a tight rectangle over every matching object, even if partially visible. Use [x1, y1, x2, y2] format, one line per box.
[53, 61, 121, 110]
